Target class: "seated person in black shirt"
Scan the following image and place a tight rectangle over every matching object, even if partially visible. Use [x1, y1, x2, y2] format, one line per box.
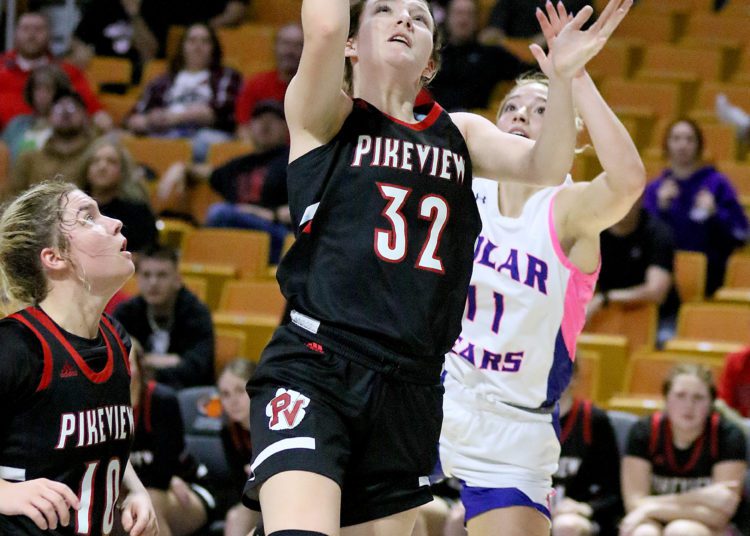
[129, 339, 214, 536]
[114, 245, 215, 389]
[429, 0, 530, 111]
[620, 363, 747, 536]
[588, 197, 680, 347]
[157, 99, 291, 263]
[79, 136, 158, 254]
[553, 361, 622, 536]
[479, 0, 594, 45]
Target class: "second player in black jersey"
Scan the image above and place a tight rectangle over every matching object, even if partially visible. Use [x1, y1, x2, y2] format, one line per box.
[244, 0, 612, 533]
[0, 182, 157, 535]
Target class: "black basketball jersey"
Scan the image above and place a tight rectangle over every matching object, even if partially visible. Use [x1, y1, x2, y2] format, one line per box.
[626, 411, 747, 496]
[278, 98, 481, 360]
[130, 381, 186, 490]
[0, 306, 132, 536]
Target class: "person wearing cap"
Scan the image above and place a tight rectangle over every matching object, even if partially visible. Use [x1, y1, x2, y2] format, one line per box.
[9, 87, 96, 197]
[155, 99, 290, 263]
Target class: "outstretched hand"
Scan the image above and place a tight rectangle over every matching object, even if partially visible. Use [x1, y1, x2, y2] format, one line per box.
[530, 0, 633, 80]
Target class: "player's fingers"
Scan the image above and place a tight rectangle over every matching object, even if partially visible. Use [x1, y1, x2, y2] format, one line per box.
[567, 5, 594, 31]
[126, 507, 150, 536]
[22, 504, 49, 531]
[545, 0, 562, 29]
[41, 488, 73, 527]
[46, 480, 80, 510]
[589, 0, 622, 33]
[529, 43, 548, 68]
[121, 506, 134, 532]
[536, 8, 557, 45]
[30, 496, 59, 530]
[596, 0, 632, 37]
[556, 1, 569, 24]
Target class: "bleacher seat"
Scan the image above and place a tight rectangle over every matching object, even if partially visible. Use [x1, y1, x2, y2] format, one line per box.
[607, 410, 639, 456]
[674, 250, 707, 303]
[185, 434, 231, 482]
[177, 386, 223, 436]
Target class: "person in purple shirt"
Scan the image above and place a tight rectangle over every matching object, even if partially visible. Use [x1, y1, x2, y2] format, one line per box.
[643, 118, 748, 296]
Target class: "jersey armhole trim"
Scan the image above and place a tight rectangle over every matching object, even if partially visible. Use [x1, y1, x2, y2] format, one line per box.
[547, 188, 601, 279]
[8, 311, 53, 392]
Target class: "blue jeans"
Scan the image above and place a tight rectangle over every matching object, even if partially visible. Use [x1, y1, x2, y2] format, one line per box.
[205, 202, 289, 264]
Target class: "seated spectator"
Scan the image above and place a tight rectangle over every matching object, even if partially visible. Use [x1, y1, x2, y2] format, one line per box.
[10, 88, 95, 196]
[478, 0, 594, 46]
[234, 23, 303, 142]
[69, 0, 168, 84]
[129, 339, 214, 536]
[552, 362, 622, 536]
[126, 23, 242, 162]
[114, 245, 215, 389]
[217, 358, 261, 536]
[429, 0, 530, 111]
[78, 136, 158, 253]
[588, 198, 680, 347]
[719, 347, 750, 418]
[0, 11, 111, 130]
[643, 119, 748, 296]
[620, 364, 747, 536]
[157, 100, 290, 263]
[1, 64, 70, 163]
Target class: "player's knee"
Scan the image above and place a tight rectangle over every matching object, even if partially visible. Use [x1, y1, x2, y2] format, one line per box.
[630, 524, 661, 536]
[663, 520, 712, 536]
[552, 513, 592, 536]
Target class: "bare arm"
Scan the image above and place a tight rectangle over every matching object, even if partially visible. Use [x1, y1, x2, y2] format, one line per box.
[607, 266, 672, 306]
[210, 1, 248, 28]
[555, 71, 645, 239]
[286, 0, 352, 161]
[120, 462, 158, 536]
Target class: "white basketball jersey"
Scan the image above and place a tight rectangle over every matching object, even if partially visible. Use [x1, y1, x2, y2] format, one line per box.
[445, 178, 599, 410]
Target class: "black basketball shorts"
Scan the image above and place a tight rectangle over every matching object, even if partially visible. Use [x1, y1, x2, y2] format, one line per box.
[242, 323, 444, 527]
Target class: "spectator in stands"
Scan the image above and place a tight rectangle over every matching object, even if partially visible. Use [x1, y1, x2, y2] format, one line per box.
[114, 245, 215, 389]
[156, 99, 290, 263]
[588, 197, 680, 347]
[78, 136, 158, 253]
[719, 347, 750, 418]
[1, 64, 70, 162]
[0, 11, 112, 130]
[643, 119, 748, 296]
[126, 23, 243, 162]
[174, 0, 250, 29]
[217, 358, 260, 536]
[129, 338, 215, 536]
[478, 0, 594, 46]
[9, 88, 95, 196]
[620, 363, 747, 536]
[429, 0, 530, 111]
[552, 361, 622, 536]
[69, 0, 169, 84]
[234, 23, 303, 142]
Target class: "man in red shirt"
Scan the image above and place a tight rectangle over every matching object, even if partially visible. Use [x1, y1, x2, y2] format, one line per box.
[0, 12, 112, 131]
[234, 23, 302, 141]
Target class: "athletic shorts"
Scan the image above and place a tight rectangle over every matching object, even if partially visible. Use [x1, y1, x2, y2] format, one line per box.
[242, 320, 444, 527]
[439, 374, 559, 520]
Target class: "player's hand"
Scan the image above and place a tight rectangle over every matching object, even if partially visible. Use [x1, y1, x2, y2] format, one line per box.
[618, 505, 655, 536]
[120, 490, 159, 536]
[656, 179, 679, 210]
[554, 497, 592, 517]
[693, 189, 716, 218]
[0, 478, 80, 531]
[691, 481, 741, 516]
[530, 0, 632, 80]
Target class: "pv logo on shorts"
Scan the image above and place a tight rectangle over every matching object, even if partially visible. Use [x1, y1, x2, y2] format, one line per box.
[266, 388, 310, 430]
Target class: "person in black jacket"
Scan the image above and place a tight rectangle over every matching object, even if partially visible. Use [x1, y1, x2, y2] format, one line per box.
[553, 362, 622, 536]
[114, 245, 215, 388]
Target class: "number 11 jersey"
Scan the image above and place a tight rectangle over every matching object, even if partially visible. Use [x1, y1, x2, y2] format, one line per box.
[278, 98, 481, 361]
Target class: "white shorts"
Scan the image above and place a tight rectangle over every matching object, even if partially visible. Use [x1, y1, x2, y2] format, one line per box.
[438, 374, 560, 519]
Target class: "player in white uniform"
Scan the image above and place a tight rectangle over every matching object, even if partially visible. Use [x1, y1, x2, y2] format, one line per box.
[439, 6, 645, 536]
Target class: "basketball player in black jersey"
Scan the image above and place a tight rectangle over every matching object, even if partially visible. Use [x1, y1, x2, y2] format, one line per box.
[620, 364, 746, 536]
[0, 181, 157, 535]
[242, 1, 633, 535]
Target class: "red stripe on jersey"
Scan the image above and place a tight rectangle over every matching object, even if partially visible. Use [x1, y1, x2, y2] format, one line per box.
[582, 400, 593, 446]
[9, 311, 54, 392]
[301, 221, 312, 234]
[710, 412, 720, 459]
[144, 381, 156, 434]
[664, 418, 706, 474]
[560, 398, 581, 445]
[100, 315, 130, 376]
[27, 307, 114, 384]
[355, 98, 444, 132]
[649, 412, 662, 456]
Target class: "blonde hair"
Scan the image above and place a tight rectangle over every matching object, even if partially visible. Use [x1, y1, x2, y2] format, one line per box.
[219, 358, 257, 384]
[497, 71, 585, 139]
[0, 180, 77, 308]
[79, 136, 149, 203]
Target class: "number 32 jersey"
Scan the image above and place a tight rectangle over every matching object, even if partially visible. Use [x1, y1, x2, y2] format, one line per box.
[278, 98, 481, 361]
[445, 179, 599, 410]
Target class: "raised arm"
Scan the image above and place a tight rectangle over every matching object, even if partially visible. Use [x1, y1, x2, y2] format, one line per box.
[285, 0, 353, 160]
[453, 0, 633, 186]
[555, 71, 645, 238]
